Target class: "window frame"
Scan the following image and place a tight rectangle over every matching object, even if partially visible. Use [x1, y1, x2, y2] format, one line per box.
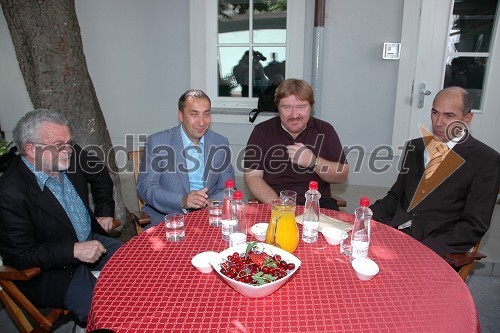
[189, 0, 306, 111]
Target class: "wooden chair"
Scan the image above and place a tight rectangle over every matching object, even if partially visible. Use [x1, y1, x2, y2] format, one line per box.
[127, 150, 151, 234]
[0, 220, 120, 332]
[0, 265, 68, 333]
[445, 242, 486, 282]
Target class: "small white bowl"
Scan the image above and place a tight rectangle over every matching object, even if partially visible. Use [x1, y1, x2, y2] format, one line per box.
[191, 251, 218, 274]
[321, 227, 344, 246]
[250, 223, 269, 242]
[351, 257, 379, 281]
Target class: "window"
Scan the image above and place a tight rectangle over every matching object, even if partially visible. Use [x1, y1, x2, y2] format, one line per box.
[190, 0, 306, 111]
[443, 0, 498, 110]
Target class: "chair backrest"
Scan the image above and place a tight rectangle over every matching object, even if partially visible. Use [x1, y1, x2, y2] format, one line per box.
[127, 150, 145, 210]
[127, 150, 151, 234]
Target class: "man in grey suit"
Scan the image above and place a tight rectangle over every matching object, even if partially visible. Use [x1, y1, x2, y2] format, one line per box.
[137, 90, 235, 227]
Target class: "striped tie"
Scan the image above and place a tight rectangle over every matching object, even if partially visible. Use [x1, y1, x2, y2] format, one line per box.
[425, 142, 448, 179]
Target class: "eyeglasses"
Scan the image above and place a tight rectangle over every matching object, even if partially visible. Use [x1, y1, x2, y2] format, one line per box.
[31, 140, 75, 151]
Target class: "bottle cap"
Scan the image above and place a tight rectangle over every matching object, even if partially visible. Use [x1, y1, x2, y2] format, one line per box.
[309, 181, 318, 190]
[225, 179, 234, 188]
[360, 197, 370, 207]
[233, 191, 243, 200]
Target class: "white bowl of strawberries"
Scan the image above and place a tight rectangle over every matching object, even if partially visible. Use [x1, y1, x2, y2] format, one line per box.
[211, 242, 301, 298]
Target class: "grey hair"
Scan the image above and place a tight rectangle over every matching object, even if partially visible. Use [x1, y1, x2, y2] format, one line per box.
[460, 89, 474, 115]
[13, 109, 70, 155]
[178, 89, 211, 112]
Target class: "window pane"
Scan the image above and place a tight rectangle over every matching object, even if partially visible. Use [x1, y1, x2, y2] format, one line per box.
[218, 1, 250, 44]
[260, 47, 286, 80]
[218, 46, 248, 97]
[253, 1, 287, 43]
[444, 56, 488, 109]
[449, 0, 498, 53]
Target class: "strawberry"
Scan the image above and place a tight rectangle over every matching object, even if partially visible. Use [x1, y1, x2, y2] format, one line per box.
[249, 252, 267, 267]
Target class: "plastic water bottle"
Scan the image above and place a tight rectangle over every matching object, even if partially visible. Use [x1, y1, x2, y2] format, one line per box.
[229, 191, 247, 247]
[351, 197, 372, 259]
[221, 179, 236, 241]
[302, 181, 321, 243]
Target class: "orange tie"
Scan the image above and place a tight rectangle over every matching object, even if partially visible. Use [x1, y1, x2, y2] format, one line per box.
[425, 142, 449, 179]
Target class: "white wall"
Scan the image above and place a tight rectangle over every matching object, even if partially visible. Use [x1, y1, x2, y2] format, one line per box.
[76, 0, 190, 160]
[317, 0, 404, 187]
[0, 0, 403, 187]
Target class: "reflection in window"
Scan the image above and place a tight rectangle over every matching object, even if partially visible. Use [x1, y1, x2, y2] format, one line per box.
[443, 0, 498, 109]
[217, 1, 287, 97]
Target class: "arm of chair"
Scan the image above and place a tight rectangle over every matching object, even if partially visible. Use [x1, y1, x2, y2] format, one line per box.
[129, 211, 151, 227]
[0, 265, 41, 281]
[444, 252, 487, 268]
[112, 219, 121, 230]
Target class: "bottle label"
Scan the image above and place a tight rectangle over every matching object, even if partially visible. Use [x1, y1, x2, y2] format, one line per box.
[351, 240, 369, 259]
[302, 220, 320, 237]
[229, 232, 247, 247]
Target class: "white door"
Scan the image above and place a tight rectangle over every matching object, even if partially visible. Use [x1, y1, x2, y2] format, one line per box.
[392, 0, 500, 152]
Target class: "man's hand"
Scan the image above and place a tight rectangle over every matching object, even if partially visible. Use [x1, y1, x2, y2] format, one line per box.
[287, 143, 316, 168]
[74, 240, 107, 263]
[96, 217, 114, 231]
[182, 188, 209, 210]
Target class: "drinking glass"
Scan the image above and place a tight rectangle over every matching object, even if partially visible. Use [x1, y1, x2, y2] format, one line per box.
[279, 190, 297, 208]
[208, 200, 222, 226]
[164, 213, 186, 242]
[339, 227, 352, 257]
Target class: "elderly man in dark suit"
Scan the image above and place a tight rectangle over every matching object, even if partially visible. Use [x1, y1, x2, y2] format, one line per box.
[137, 89, 235, 227]
[371, 87, 499, 257]
[0, 109, 122, 324]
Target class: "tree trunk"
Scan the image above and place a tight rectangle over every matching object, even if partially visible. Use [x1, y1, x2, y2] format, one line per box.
[0, 0, 126, 226]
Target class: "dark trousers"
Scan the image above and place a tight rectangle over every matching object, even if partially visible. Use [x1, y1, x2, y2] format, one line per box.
[64, 233, 122, 324]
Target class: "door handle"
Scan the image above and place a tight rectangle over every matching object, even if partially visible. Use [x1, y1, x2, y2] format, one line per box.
[417, 82, 432, 108]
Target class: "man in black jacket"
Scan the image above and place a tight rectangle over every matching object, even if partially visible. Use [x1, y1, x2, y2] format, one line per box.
[0, 109, 122, 324]
[371, 87, 499, 257]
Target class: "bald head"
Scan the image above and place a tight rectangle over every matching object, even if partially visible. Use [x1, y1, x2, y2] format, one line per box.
[431, 86, 474, 142]
[434, 87, 473, 116]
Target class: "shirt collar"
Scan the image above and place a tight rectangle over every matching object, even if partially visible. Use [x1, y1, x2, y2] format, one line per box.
[180, 125, 205, 149]
[446, 130, 465, 150]
[22, 156, 63, 191]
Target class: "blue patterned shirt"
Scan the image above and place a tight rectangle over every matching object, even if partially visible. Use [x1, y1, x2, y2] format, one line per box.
[22, 157, 91, 241]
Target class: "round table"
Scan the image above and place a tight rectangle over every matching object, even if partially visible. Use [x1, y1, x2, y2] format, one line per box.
[87, 204, 479, 332]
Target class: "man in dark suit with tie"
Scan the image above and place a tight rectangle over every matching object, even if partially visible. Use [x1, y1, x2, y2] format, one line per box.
[137, 89, 235, 226]
[370, 87, 499, 257]
[0, 109, 122, 324]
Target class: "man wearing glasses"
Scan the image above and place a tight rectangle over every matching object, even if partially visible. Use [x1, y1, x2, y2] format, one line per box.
[0, 109, 122, 325]
[244, 79, 349, 210]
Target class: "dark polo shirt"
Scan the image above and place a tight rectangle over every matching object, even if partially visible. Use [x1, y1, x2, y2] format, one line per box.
[244, 116, 347, 205]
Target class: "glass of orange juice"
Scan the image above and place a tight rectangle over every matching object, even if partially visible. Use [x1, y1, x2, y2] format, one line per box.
[265, 199, 299, 253]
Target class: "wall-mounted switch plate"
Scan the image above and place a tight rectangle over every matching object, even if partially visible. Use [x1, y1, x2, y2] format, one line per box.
[383, 42, 401, 60]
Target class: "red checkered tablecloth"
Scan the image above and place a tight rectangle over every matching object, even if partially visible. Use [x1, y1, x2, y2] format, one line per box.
[87, 204, 478, 332]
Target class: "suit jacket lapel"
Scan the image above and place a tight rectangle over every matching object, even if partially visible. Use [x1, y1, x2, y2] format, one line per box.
[173, 125, 191, 193]
[19, 161, 78, 237]
[203, 131, 213, 189]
